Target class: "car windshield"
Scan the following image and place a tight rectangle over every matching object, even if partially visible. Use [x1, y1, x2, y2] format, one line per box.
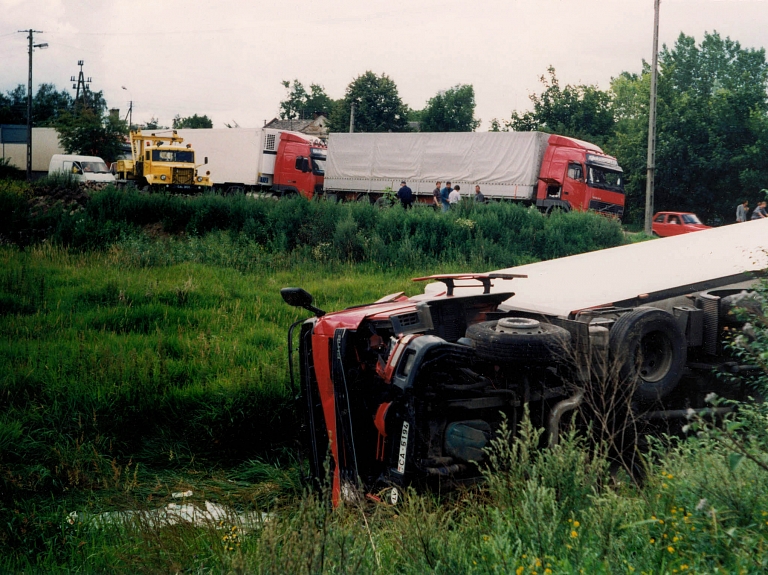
[682, 214, 702, 225]
[80, 161, 110, 173]
[587, 166, 624, 193]
[151, 150, 195, 163]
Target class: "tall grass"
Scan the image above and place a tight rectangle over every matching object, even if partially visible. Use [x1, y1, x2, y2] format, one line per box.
[5, 407, 768, 573]
[0, 187, 639, 570]
[0, 186, 625, 267]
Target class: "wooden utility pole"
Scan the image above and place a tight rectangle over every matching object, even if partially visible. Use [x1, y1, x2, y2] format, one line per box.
[644, 0, 661, 235]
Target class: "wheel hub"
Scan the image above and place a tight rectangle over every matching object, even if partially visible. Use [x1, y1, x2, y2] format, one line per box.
[496, 317, 543, 334]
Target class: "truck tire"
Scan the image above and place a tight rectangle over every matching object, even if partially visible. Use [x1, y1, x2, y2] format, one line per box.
[466, 318, 571, 364]
[608, 307, 686, 402]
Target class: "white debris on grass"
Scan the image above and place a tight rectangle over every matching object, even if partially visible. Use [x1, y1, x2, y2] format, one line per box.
[67, 500, 272, 531]
[171, 490, 194, 499]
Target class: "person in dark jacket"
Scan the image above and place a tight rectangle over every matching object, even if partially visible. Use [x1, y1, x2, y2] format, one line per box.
[440, 181, 452, 212]
[396, 181, 414, 209]
[432, 181, 442, 209]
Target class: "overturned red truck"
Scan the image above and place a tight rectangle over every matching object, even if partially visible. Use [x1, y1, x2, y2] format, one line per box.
[282, 220, 768, 504]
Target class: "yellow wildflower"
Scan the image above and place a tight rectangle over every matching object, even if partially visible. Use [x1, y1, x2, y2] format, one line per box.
[650, 538, 656, 544]
[573, 520, 580, 528]
[516, 568, 524, 575]
[667, 546, 675, 553]
[571, 530, 578, 538]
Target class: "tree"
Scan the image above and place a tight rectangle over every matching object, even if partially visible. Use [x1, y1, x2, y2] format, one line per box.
[172, 114, 213, 129]
[279, 80, 335, 120]
[0, 83, 73, 126]
[419, 84, 480, 132]
[497, 67, 615, 146]
[56, 108, 128, 162]
[32, 84, 74, 126]
[328, 71, 410, 133]
[610, 32, 768, 222]
[144, 117, 163, 130]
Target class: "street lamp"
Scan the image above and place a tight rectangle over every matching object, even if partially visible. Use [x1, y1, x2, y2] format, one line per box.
[19, 29, 47, 181]
[122, 86, 133, 129]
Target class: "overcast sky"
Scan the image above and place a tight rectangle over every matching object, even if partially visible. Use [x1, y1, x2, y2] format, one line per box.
[1, 0, 767, 131]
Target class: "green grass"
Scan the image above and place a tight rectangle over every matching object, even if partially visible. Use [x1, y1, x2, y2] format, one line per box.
[3, 189, 766, 572]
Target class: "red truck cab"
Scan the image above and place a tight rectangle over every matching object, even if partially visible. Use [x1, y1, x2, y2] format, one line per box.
[536, 135, 625, 218]
[272, 132, 326, 199]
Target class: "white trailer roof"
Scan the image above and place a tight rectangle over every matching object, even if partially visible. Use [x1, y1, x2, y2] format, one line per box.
[424, 218, 768, 317]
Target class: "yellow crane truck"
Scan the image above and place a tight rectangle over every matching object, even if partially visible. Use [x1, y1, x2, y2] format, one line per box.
[114, 130, 212, 191]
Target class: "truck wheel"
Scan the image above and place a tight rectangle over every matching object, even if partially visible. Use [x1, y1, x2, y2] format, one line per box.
[609, 307, 686, 402]
[466, 318, 571, 363]
[355, 193, 372, 204]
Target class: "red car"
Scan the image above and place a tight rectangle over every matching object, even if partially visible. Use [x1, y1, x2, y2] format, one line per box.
[652, 212, 711, 237]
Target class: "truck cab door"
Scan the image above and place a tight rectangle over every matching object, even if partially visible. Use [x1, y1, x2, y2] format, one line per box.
[563, 162, 586, 206]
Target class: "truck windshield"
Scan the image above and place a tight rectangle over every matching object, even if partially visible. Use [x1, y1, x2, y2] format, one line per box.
[151, 150, 194, 163]
[587, 166, 624, 193]
[79, 161, 110, 173]
[311, 148, 326, 175]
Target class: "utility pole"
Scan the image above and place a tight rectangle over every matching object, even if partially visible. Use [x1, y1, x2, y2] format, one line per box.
[644, 0, 661, 235]
[349, 102, 355, 133]
[71, 60, 92, 111]
[19, 29, 46, 181]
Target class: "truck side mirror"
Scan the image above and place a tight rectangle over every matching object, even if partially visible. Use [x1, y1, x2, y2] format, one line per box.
[281, 287, 325, 317]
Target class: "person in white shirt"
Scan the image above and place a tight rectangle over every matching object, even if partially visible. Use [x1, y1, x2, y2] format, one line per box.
[448, 185, 461, 205]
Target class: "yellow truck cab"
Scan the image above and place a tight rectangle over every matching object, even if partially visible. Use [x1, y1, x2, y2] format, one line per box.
[115, 130, 212, 191]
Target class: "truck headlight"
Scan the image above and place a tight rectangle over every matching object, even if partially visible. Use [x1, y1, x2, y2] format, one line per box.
[160, 174, 167, 181]
[197, 176, 202, 182]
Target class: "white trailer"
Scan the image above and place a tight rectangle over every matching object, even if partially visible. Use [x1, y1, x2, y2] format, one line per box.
[324, 131, 551, 199]
[172, 128, 308, 191]
[1, 128, 64, 177]
[424, 219, 768, 318]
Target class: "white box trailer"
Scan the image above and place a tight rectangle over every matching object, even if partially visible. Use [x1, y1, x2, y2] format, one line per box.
[325, 131, 550, 199]
[424, 219, 768, 319]
[1, 128, 64, 176]
[172, 128, 287, 190]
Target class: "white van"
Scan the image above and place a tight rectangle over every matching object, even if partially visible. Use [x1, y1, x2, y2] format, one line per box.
[48, 154, 116, 184]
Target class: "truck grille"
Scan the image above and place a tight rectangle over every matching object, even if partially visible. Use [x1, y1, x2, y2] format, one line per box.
[588, 199, 623, 217]
[173, 168, 195, 185]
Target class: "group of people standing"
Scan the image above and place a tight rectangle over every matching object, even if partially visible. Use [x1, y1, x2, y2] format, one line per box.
[395, 180, 486, 210]
[432, 181, 485, 212]
[736, 199, 768, 222]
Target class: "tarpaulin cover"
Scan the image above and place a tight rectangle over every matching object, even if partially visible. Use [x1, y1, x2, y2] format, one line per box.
[326, 132, 550, 198]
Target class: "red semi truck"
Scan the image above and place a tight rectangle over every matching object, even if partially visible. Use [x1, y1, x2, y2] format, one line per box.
[281, 219, 768, 505]
[324, 132, 625, 216]
[175, 129, 625, 216]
